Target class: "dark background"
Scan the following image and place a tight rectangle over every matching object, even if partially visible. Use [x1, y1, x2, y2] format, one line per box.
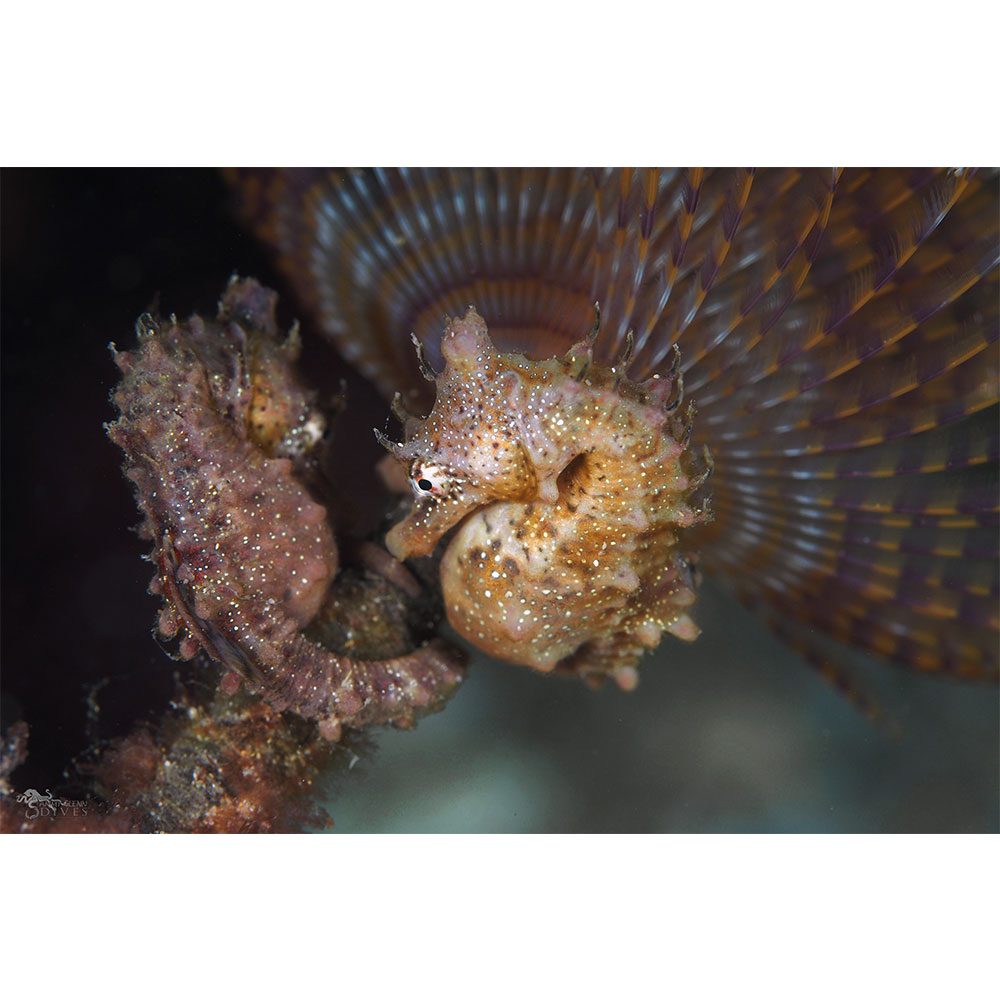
[2, 169, 997, 831]
[1, 169, 379, 793]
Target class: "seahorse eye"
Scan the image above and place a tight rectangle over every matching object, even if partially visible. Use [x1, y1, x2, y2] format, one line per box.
[411, 462, 450, 498]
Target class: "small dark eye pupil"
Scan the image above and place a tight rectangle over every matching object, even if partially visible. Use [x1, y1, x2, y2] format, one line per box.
[417, 478, 433, 491]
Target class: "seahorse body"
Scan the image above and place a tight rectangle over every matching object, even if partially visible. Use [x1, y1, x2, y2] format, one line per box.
[383, 307, 711, 690]
[108, 278, 464, 740]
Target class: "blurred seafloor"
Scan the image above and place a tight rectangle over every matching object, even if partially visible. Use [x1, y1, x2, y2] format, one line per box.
[325, 575, 999, 833]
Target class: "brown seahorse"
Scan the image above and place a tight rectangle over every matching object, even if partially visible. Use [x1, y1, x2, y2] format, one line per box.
[378, 305, 713, 691]
[107, 277, 464, 741]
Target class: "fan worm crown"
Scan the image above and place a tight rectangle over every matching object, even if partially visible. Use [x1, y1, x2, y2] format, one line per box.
[228, 168, 1000, 678]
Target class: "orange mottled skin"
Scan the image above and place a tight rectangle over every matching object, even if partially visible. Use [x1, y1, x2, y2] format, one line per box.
[382, 307, 712, 690]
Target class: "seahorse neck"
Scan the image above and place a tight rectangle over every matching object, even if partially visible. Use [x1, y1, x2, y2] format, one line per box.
[511, 363, 665, 511]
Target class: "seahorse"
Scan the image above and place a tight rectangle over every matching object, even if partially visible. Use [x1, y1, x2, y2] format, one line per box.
[377, 304, 712, 691]
[107, 277, 464, 741]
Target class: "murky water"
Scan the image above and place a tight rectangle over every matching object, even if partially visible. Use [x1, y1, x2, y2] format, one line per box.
[325, 577, 999, 833]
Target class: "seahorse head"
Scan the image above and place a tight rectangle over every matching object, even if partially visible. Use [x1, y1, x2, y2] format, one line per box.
[381, 308, 538, 559]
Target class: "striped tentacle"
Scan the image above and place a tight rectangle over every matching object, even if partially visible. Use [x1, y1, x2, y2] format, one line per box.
[666, 168, 839, 389]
